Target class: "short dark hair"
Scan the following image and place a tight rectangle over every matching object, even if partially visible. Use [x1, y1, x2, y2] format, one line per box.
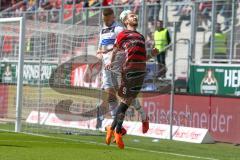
[103, 8, 114, 17]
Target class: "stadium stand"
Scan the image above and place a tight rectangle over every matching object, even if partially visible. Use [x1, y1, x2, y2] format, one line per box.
[0, 0, 239, 98]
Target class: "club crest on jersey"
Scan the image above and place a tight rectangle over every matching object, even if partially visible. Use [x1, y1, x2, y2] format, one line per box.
[102, 26, 115, 34]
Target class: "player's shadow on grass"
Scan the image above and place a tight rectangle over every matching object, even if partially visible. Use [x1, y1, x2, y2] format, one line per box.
[0, 144, 27, 148]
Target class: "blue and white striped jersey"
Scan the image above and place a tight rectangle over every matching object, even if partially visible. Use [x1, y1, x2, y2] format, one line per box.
[98, 21, 124, 65]
[99, 21, 124, 48]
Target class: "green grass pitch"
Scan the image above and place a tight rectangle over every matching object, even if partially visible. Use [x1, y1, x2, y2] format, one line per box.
[0, 129, 239, 160]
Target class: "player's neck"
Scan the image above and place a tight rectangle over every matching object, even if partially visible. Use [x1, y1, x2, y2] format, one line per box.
[105, 21, 114, 27]
[126, 25, 136, 31]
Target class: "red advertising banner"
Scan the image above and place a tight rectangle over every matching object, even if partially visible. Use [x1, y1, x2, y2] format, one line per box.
[0, 85, 8, 118]
[70, 64, 101, 88]
[141, 94, 240, 144]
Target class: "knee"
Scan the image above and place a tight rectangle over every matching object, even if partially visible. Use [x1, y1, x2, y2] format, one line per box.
[121, 98, 133, 106]
[107, 94, 117, 103]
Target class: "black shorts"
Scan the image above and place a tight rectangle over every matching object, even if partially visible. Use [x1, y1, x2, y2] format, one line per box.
[118, 69, 146, 99]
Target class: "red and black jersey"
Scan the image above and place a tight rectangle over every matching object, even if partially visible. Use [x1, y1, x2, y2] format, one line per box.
[115, 30, 146, 70]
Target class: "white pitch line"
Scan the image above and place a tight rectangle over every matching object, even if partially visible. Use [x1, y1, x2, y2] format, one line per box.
[0, 129, 219, 160]
[125, 146, 219, 160]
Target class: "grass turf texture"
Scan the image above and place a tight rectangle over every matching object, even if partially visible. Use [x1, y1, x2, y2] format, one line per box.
[0, 129, 239, 160]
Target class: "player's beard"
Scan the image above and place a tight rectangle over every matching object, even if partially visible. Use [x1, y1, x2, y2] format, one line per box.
[131, 20, 138, 27]
[132, 23, 138, 27]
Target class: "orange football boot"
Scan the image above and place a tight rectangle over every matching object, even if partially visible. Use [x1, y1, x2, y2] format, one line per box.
[114, 131, 124, 149]
[105, 125, 113, 145]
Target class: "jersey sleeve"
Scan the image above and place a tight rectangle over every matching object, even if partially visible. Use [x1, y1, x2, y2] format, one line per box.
[114, 25, 124, 35]
[115, 31, 125, 49]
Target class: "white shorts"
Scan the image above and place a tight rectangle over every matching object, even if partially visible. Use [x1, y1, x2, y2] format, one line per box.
[102, 69, 121, 89]
[101, 52, 125, 89]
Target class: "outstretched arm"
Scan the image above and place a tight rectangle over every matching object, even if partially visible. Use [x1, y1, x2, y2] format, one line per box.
[105, 46, 119, 70]
[97, 48, 114, 55]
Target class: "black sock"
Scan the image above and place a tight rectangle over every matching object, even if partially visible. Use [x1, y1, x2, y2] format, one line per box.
[111, 102, 128, 133]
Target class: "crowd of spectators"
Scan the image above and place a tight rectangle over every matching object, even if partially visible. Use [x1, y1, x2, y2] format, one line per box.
[1, 0, 239, 43]
[1, 0, 161, 14]
[1, 0, 161, 23]
[0, 0, 61, 22]
[173, 0, 239, 32]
